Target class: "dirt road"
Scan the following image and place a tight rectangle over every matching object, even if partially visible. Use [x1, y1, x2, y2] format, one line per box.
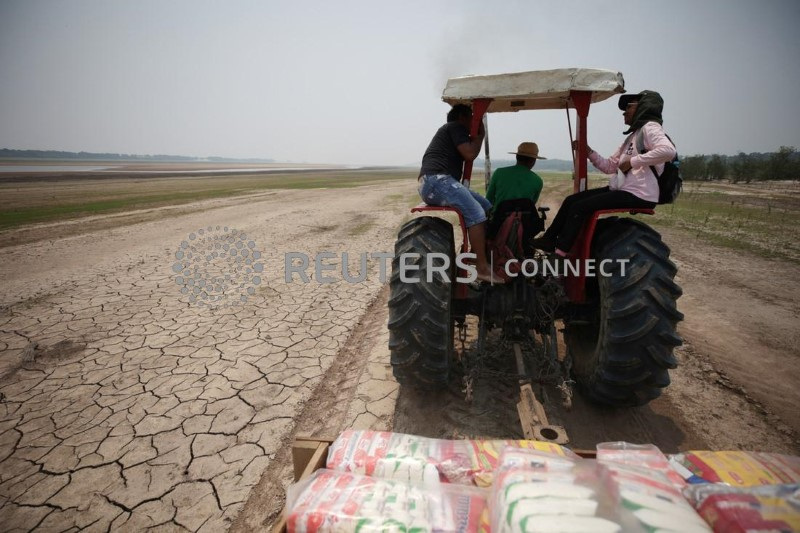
[1, 177, 798, 531]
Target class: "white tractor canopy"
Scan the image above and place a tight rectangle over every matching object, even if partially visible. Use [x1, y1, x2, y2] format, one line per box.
[442, 68, 625, 112]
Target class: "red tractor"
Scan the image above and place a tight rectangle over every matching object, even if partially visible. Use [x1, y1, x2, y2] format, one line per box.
[388, 69, 682, 413]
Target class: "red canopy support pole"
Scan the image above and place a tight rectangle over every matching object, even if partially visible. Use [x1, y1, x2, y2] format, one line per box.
[462, 98, 492, 189]
[570, 90, 592, 194]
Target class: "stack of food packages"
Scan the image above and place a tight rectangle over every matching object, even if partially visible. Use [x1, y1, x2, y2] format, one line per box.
[324, 430, 572, 487]
[285, 431, 800, 532]
[285, 430, 576, 533]
[670, 451, 800, 532]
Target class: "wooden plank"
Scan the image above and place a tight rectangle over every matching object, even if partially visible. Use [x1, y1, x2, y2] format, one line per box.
[300, 442, 330, 480]
[574, 449, 597, 459]
[514, 343, 570, 445]
[514, 342, 537, 439]
[291, 436, 335, 481]
[273, 439, 332, 533]
[271, 511, 288, 533]
[295, 435, 335, 445]
[520, 383, 547, 425]
[517, 385, 537, 440]
[291, 440, 322, 482]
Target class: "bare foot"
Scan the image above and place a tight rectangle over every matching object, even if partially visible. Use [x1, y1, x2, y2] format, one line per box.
[476, 269, 505, 284]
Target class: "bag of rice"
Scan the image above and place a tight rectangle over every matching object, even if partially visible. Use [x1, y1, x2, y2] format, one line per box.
[286, 469, 490, 533]
[490, 447, 623, 533]
[327, 430, 577, 487]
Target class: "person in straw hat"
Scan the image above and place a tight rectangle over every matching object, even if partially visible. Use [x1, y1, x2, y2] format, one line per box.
[486, 142, 546, 213]
[485, 142, 547, 255]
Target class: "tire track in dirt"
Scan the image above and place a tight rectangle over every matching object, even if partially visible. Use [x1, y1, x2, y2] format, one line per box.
[660, 225, 800, 437]
[661, 341, 798, 453]
[392, 323, 529, 440]
[230, 286, 390, 532]
[393, 372, 522, 440]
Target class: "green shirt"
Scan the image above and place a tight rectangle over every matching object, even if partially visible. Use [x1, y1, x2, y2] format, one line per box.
[486, 164, 543, 212]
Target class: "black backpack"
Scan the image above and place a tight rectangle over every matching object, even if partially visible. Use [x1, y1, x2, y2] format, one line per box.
[636, 127, 682, 204]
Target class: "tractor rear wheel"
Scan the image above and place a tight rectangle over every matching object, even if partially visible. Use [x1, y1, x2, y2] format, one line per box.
[388, 216, 455, 389]
[565, 217, 683, 407]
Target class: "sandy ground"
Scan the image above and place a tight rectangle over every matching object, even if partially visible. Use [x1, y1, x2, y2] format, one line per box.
[0, 178, 798, 531]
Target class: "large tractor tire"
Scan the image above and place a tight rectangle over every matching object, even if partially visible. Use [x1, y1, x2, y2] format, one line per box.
[565, 217, 683, 407]
[388, 216, 455, 389]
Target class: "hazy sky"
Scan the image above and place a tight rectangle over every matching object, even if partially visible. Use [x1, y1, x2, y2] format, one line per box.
[1, 0, 799, 165]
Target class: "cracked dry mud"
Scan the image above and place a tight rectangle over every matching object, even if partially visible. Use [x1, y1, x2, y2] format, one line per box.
[0, 182, 411, 531]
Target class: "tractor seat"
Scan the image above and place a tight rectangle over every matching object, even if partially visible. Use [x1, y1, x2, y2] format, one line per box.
[412, 203, 461, 215]
[487, 199, 544, 241]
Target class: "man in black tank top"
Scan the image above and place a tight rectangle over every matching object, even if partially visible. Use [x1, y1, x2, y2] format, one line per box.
[418, 104, 502, 283]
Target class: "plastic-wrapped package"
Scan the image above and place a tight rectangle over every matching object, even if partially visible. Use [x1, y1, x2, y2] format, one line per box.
[285, 468, 489, 533]
[683, 483, 800, 532]
[490, 447, 624, 533]
[497, 448, 579, 472]
[669, 451, 800, 487]
[596, 441, 711, 530]
[599, 461, 711, 532]
[597, 441, 686, 489]
[326, 430, 577, 487]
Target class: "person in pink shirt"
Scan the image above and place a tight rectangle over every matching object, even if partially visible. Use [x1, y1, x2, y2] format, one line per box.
[531, 90, 676, 256]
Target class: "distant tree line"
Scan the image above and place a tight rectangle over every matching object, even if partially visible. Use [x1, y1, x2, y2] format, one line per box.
[484, 147, 800, 182]
[0, 148, 274, 164]
[679, 146, 800, 182]
[479, 157, 575, 172]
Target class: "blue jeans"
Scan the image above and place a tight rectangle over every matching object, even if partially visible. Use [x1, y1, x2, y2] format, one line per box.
[418, 174, 492, 227]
